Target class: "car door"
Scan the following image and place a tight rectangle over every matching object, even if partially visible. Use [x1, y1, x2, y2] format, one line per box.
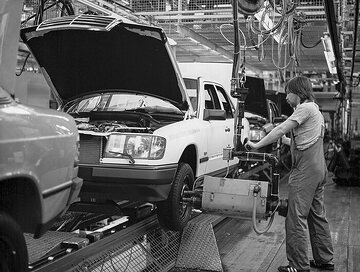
[200, 82, 229, 174]
[214, 84, 235, 148]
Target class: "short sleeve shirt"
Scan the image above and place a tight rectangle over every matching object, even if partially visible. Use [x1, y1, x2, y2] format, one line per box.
[288, 102, 324, 150]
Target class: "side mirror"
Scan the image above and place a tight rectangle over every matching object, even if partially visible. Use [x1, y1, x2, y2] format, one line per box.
[203, 109, 226, 121]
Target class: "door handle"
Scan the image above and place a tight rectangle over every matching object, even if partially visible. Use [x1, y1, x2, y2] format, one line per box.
[225, 127, 230, 132]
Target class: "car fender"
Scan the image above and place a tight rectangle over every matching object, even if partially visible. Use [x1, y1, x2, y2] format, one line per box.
[151, 118, 208, 175]
[0, 103, 79, 227]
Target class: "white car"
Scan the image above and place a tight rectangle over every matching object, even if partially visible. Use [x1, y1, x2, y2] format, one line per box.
[21, 14, 249, 231]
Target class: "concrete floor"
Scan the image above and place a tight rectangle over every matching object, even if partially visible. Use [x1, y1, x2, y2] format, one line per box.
[213, 173, 360, 271]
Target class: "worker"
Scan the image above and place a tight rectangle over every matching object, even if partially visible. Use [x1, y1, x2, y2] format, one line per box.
[245, 76, 334, 272]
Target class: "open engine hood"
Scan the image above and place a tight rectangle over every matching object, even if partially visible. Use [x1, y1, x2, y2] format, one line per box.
[20, 15, 188, 110]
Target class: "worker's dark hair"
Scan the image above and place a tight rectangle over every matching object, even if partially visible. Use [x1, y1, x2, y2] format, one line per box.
[285, 76, 315, 103]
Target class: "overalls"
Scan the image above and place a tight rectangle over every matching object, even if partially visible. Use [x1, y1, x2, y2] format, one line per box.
[285, 129, 334, 270]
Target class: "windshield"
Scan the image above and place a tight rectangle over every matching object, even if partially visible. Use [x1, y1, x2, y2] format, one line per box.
[64, 92, 183, 115]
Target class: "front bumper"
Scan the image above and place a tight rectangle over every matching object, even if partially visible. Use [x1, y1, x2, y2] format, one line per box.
[78, 163, 178, 202]
[66, 176, 83, 205]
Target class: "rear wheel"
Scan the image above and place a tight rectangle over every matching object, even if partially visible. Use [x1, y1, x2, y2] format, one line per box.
[0, 213, 28, 272]
[157, 163, 194, 231]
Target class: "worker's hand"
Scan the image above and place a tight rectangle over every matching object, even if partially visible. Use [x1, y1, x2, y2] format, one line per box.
[245, 140, 258, 151]
[281, 135, 291, 146]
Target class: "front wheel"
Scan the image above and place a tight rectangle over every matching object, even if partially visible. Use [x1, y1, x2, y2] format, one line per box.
[0, 213, 29, 272]
[157, 163, 194, 231]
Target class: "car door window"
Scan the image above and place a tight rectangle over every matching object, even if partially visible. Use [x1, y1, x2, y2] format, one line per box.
[183, 78, 198, 112]
[215, 85, 233, 119]
[204, 84, 221, 110]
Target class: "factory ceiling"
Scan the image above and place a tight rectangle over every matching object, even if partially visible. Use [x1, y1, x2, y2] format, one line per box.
[20, 0, 360, 88]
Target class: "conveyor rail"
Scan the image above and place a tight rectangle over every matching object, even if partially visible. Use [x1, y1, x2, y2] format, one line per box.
[26, 211, 229, 272]
[28, 215, 182, 272]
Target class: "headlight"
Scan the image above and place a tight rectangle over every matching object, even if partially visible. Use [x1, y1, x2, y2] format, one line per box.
[104, 134, 166, 160]
[249, 129, 266, 142]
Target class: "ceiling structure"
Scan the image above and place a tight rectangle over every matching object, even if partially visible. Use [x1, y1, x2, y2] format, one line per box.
[19, 0, 360, 134]
[144, 2, 329, 73]
[20, 0, 359, 83]
[21, 1, 334, 74]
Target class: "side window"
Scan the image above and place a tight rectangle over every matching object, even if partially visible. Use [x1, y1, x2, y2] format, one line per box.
[216, 85, 233, 118]
[187, 89, 198, 111]
[204, 84, 221, 110]
[184, 78, 198, 111]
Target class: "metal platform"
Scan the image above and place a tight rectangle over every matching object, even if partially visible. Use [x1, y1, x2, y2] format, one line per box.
[175, 214, 224, 272]
[25, 231, 78, 264]
[27, 215, 179, 272]
[25, 212, 228, 272]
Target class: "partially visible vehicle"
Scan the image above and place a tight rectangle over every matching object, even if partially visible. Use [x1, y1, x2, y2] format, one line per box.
[231, 76, 291, 177]
[20, 15, 249, 231]
[0, 1, 82, 271]
[241, 76, 286, 152]
[244, 98, 283, 149]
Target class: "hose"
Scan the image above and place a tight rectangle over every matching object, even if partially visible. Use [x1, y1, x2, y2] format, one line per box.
[252, 194, 275, 234]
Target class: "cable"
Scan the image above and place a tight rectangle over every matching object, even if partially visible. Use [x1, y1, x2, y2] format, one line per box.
[192, 176, 203, 191]
[269, 0, 296, 16]
[271, 31, 293, 70]
[221, 0, 302, 71]
[224, 160, 230, 178]
[219, 23, 271, 49]
[248, 1, 284, 35]
[300, 31, 322, 49]
[252, 193, 275, 234]
[287, 14, 294, 57]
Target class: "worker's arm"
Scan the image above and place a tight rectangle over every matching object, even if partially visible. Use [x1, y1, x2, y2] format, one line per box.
[246, 119, 298, 150]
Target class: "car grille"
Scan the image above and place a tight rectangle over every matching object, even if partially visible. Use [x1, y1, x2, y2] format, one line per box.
[36, 15, 119, 31]
[79, 134, 105, 165]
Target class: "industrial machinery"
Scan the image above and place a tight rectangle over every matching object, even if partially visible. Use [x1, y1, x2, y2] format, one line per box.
[183, 84, 288, 234]
[183, 0, 288, 235]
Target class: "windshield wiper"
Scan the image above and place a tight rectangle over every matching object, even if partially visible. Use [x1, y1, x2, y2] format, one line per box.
[108, 151, 135, 164]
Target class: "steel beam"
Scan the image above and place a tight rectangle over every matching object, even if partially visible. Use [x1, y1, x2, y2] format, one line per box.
[323, 0, 346, 89]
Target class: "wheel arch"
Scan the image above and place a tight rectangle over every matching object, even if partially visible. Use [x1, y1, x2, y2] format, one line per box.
[179, 144, 197, 178]
[0, 177, 42, 234]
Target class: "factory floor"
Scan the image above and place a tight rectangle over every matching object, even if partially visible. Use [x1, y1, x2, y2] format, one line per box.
[213, 172, 360, 272]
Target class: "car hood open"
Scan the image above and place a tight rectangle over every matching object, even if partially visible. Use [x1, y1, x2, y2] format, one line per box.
[20, 15, 188, 110]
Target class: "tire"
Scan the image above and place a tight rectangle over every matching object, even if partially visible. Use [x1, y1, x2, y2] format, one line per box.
[0, 213, 28, 272]
[156, 163, 194, 231]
